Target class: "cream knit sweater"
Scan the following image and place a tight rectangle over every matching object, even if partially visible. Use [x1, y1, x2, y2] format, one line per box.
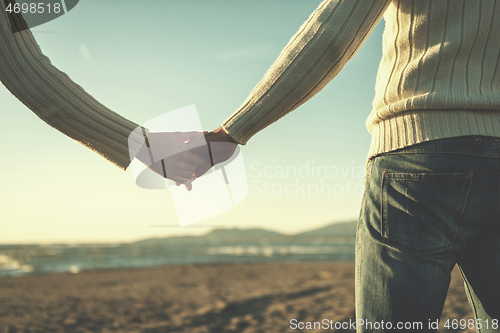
[0, 1, 145, 170]
[221, 0, 500, 159]
[2, 1, 500, 168]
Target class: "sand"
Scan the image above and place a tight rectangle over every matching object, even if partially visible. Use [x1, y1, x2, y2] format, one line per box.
[0, 262, 474, 333]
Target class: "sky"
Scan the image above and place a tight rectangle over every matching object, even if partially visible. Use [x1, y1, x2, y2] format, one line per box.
[0, 0, 386, 244]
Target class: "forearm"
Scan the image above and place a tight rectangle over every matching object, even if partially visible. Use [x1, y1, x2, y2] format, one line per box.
[222, 0, 391, 145]
[0, 3, 145, 170]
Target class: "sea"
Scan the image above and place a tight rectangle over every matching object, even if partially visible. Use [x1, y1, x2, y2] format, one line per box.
[0, 241, 355, 279]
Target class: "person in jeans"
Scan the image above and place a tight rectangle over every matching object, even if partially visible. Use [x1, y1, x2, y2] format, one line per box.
[194, 1, 500, 331]
[2, 0, 499, 330]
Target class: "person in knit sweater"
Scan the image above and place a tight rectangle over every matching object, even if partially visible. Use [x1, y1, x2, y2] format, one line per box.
[193, 0, 500, 331]
[2, 0, 499, 330]
[0, 1, 207, 188]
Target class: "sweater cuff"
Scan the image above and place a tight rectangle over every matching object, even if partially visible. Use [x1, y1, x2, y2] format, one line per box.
[220, 121, 248, 146]
[124, 126, 149, 170]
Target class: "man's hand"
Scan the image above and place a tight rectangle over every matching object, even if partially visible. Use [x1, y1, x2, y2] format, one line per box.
[135, 131, 206, 191]
[187, 127, 238, 178]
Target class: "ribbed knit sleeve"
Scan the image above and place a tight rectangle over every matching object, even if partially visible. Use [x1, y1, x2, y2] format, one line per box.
[222, 0, 392, 145]
[0, 2, 146, 170]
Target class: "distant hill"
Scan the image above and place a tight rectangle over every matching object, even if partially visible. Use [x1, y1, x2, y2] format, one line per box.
[204, 228, 284, 239]
[130, 221, 357, 247]
[295, 220, 357, 238]
[0, 222, 358, 278]
[131, 228, 289, 247]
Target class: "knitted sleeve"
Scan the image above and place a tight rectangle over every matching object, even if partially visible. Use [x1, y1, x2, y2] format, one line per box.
[0, 1, 146, 170]
[221, 0, 392, 145]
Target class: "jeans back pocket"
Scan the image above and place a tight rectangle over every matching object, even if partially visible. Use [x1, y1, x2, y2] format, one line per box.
[381, 170, 473, 254]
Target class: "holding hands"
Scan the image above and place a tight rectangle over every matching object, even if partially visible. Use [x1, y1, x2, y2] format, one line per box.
[188, 127, 238, 178]
[135, 127, 238, 190]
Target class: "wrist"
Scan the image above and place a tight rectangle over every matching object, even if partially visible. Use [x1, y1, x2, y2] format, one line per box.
[213, 127, 237, 144]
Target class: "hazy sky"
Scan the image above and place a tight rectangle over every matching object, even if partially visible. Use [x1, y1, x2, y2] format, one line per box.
[0, 0, 386, 244]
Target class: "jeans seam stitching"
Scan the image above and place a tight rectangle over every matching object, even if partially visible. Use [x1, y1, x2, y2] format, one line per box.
[381, 169, 388, 242]
[459, 267, 481, 332]
[496, 160, 500, 223]
[454, 170, 474, 229]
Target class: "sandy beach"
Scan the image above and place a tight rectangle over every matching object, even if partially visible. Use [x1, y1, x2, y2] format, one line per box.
[0, 262, 474, 333]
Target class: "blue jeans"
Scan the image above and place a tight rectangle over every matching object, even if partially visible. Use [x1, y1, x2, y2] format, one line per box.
[356, 136, 500, 333]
